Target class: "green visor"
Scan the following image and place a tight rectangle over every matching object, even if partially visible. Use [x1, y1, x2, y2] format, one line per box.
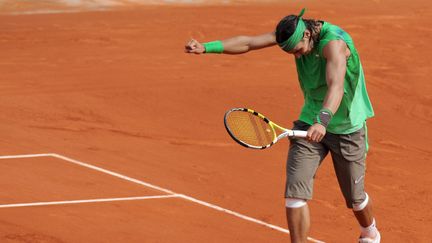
[278, 8, 307, 52]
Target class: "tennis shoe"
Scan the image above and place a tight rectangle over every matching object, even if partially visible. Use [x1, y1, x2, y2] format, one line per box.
[358, 230, 381, 243]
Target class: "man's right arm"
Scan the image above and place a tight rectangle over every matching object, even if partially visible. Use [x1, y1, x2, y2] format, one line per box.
[185, 32, 277, 54]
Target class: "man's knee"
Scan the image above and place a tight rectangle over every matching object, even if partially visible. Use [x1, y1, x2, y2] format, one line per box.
[352, 192, 369, 211]
[285, 198, 307, 208]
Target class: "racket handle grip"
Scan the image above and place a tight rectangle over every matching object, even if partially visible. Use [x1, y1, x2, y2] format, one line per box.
[292, 130, 308, 138]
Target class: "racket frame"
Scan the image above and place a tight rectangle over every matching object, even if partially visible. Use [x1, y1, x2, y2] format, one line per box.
[224, 108, 306, 149]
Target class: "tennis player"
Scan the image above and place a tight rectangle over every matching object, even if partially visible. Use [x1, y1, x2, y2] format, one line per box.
[185, 8, 380, 243]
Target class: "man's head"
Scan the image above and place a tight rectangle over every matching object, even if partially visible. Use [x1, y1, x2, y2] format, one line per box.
[275, 9, 315, 58]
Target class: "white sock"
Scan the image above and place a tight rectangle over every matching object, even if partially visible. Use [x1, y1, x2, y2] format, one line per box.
[360, 218, 378, 238]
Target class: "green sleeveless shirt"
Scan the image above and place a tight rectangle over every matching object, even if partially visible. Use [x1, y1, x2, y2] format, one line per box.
[295, 22, 374, 134]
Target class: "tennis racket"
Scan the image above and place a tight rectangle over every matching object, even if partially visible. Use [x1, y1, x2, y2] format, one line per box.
[224, 108, 307, 149]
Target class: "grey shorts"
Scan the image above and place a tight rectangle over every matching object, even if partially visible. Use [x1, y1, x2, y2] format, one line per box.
[285, 120, 367, 208]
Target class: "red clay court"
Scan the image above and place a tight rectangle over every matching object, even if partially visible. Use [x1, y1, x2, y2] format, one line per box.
[0, 0, 431, 242]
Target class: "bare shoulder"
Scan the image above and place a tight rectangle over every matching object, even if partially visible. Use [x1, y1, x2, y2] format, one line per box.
[322, 40, 349, 60]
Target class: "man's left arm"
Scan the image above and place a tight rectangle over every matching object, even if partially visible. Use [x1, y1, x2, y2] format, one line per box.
[307, 40, 347, 142]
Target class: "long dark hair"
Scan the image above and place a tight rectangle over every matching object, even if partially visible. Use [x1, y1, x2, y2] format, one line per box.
[275, 15, 322, 47]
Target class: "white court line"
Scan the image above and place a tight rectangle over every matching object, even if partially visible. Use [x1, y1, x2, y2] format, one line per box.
[0, 195, 178, 208]
[0, 153, 325, 243]
[0, 153, 175, 195]
[51, 153, 177, 195]
[0, 154, 53, 159]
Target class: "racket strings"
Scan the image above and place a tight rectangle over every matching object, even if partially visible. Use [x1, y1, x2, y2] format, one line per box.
[225, 111, 274, 147]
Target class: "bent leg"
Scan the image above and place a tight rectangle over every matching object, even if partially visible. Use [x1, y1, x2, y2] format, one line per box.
[326, 127, 380, 242]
